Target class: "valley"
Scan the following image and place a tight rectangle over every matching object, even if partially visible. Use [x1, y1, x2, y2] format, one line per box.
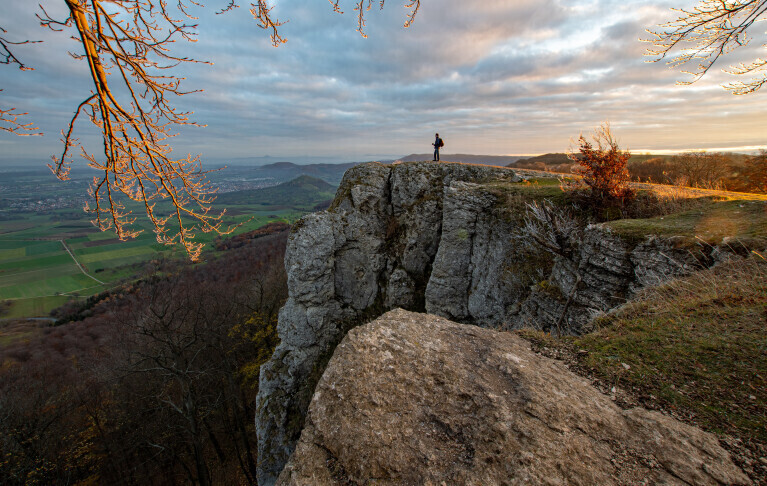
[0, 162, 342, 318]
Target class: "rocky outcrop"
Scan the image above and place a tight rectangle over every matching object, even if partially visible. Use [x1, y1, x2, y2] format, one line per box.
[256, 162, 522, 484]
[256, 162, 742, 484]
[278, 309, 749, 486]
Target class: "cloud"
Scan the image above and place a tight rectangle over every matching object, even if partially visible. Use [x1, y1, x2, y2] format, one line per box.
[1, 0, 766, 164]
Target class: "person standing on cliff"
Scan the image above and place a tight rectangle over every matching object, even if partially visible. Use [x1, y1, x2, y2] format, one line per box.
[432, 133, 444, 161]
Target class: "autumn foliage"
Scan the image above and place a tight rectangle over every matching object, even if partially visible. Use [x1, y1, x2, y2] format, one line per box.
[567, 123, 634, 209]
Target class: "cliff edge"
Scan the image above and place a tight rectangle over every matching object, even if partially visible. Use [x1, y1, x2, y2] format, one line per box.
[256, 161, 760, 484]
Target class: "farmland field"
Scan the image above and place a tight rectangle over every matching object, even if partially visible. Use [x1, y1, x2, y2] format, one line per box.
[0, 166, 338, 318]
[0, 209, 304, 317]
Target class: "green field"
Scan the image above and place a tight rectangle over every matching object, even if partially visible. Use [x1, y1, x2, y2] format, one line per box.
[0, 209, 303, 317]
[0, 170, 338, 318]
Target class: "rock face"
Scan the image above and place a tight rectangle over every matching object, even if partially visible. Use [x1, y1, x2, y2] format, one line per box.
[257, 162, 524, 483]
[255, 161, 740, 484]
[278, 309, 749, 486]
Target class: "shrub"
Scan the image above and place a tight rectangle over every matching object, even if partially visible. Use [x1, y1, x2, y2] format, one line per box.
[516, 200, 582, 259]
[566, 123, 635, 220]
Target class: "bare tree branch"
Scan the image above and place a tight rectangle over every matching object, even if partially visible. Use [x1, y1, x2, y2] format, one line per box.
[0, 93, 42, 136]
[5, 1, 424, 259]
[0, 25, 40, 70]
[0, 26, 42, 135]
[40, 0, 232, 260]
[249, 0, 287, 46]
[646, 0, 767, 94]
[327, 0, 421, 37]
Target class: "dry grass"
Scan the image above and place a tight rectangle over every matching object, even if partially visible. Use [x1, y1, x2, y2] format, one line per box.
[518, 255, 767, 481]
[636, 181, 767, 202]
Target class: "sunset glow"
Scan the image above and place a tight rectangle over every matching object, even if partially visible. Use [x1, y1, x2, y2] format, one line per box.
[2, 0, 766, 163]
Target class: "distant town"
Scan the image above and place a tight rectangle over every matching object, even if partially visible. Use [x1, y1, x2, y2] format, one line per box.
[0, 176, 281, 215]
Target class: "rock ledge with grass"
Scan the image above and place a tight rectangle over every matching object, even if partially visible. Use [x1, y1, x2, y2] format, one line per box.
[278, 309, 750, 486]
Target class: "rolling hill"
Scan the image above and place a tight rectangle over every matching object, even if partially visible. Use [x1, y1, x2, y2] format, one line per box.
[214, 175, 337, 208]
[252, 161, 360, 185]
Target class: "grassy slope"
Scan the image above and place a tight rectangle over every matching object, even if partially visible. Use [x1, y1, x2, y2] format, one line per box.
[489, 175, 767, 480]
[604, 185, 767, 246]
[586, 257, 765, 439]
[518, 256, 767, 479]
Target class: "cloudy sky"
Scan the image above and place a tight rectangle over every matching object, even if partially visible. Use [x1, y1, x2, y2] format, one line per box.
[2, 0, 766, 165]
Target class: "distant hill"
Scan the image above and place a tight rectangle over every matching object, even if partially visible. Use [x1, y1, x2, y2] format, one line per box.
[214, 175, 337, 209]
[507, 153, 571, 168]
[397, 154, 528, 165]
[253, 162, 360, 185]
[261, 162, 300, 169]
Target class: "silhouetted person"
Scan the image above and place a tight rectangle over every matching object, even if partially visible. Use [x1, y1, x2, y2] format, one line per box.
[432, 133, 444, 161]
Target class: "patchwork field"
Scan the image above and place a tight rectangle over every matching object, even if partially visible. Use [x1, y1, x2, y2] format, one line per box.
[0, 167, 340, 318]
[0, 207, 304, 318]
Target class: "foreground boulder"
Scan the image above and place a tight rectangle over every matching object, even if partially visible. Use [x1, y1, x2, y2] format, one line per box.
[278, 309, 749, 485]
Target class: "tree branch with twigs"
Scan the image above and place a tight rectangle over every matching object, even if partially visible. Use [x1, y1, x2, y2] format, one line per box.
[4, 1, 422, 260]
[42, 0, 239, 261]
[646, 0, 767, 94]
[327, 0, 420, 37]
[0, 27, 42, 136]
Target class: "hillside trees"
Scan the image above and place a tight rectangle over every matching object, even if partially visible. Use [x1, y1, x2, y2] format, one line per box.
[742, 149, 767, 191]
[671, 151, 732, 188]
[107, 276, 272, 485]
[647, 0, 767, 94]
[1, 1, 421, 260]
[626, 151, 767, 192]
[628, 156, 675, 184]
[0, 229, 288, 485]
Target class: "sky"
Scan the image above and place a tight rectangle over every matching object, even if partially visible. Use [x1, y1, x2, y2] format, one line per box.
[2, 0, 766, 166]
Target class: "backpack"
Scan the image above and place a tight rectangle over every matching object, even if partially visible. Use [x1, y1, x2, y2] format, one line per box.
[438, 138, 444, 148]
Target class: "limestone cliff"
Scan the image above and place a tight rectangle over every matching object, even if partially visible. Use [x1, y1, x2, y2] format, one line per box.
[255, 162, 744, 484]
[278, 309, 749, 485]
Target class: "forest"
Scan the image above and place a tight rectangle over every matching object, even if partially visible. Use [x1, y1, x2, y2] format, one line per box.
[0, 226, 289, 485]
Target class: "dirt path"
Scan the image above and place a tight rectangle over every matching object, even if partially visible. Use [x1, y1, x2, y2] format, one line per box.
[59, 239, 106, 285]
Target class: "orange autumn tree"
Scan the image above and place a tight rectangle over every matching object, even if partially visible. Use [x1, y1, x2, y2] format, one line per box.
[568, 123, 634, 206]
[2, 1, 421, 260]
